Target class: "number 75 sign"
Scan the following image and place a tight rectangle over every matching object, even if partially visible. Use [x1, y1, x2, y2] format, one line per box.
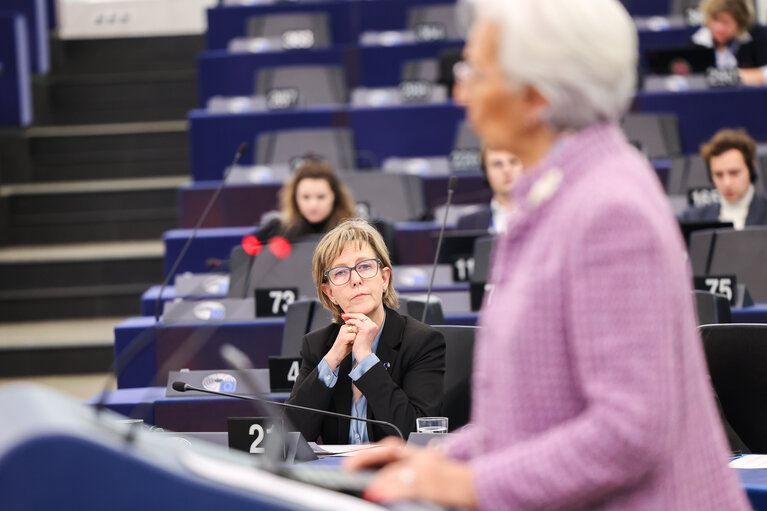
[694, 275, 738, 305]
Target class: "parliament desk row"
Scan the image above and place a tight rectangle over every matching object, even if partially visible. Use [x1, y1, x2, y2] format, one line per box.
[78, 386, 767, 511]
[198, 25, 695, 103]
[206, 0, 459, 50]
[113, 306, 766, 390]
[178, 172, 492, 229]
[1, 385, 385, 511]
[86, 386, 290, 432]
[189, 103, 465, 181]
[113, 312, 479, 389]
[141, 282, 470, 317]
[198, 40, 464, 103]
[3, 386, 763, 511]
[162, 222, 447, 276]
[205, 0, 677, 52]
[189, 88, 767, 181]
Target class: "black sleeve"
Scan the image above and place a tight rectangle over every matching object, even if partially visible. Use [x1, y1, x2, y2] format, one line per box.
[354, 327, 446, 439]
[284, 333, 335, 442]
[748, 26, 767, 68]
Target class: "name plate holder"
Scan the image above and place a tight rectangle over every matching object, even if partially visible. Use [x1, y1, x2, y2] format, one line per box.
[705, 67, 741, 88]
[694, 275, 754, 308]
[255, 287, 298, 317]
[268, 356, 302, 392]
[165, 369, 271, 397]
[687, 187, 720, 207]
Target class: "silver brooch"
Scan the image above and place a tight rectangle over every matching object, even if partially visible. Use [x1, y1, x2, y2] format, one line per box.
[527, 167, 563, 209]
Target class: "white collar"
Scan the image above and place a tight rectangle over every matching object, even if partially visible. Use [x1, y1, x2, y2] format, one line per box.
[719, 184, 755, 230]
[692, 26, 753, 48]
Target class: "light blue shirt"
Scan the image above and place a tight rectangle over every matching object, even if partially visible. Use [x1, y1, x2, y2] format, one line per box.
[317, 315, 386, 444]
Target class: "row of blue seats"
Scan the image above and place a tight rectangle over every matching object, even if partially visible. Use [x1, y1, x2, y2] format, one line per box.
[188, 87, 767, 181]
[198, 25, 696, 102]
[205, 0, 675, 51]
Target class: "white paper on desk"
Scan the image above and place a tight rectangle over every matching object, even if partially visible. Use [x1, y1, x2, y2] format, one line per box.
[311, 443, 382, 455]
[729, 455, 767, 469]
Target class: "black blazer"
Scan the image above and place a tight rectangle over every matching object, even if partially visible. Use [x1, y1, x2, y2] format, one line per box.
[679, 192, 767, 226]
[285, 307, 445, 443]
[694, 25, 767, 69]
[456, 205, 493, 232]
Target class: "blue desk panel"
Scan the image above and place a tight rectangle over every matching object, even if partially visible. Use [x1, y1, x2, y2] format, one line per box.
[350, 103, 465, 163]
[85, 386, 165, 424]
[114, 317, 284, 389]
[164, 226, 257, 276]
[741, 468, 767, 510]
[636, 87, 767, 153]
[178, 180, 280, 229]
[206, 0, 360, 50]
[188, 103, 465, 181]
[0, 13, 32, 126]
[154, 393, 289, 432]
[1, 0, 49, 74]
[358, 40, 463, 87]
[638, 26, 697, 53]
[189, 107, 349, 181]
[114, 316, 159, 389]
[621, 0, 670, 16]
[197, 47, 354, 106]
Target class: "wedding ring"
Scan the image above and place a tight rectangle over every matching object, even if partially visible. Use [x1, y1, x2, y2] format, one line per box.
[347, 325, 354, 333]
[398, 468, 416, 486]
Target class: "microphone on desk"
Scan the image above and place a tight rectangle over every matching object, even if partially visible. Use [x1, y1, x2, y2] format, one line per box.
[422, 176, 457, 323]
[170, 382, 404, 441]
[154, 141, 249, 322]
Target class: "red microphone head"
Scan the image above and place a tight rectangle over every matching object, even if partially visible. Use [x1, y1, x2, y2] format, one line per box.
[242, 235, 262, 256]
[268, 236, 292, 259]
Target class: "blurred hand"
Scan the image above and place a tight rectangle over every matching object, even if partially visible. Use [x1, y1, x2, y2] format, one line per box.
[738, 68, 767, 86]
[344, 437, 478, 508]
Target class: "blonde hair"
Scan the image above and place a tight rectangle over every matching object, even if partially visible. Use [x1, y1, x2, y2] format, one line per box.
[700, 0, 756, 33]
[279, 159, 356, 232]
[312, 219, 398, 323]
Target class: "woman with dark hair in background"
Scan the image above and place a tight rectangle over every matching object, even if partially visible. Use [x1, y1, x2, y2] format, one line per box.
[256, 159, 357, 243]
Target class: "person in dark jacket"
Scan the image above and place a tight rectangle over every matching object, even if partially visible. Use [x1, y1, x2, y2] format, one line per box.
[455, 146, 523, 233]
[680, 128, 767, 228]
[692, 0, 767, 85]
[286, 219, 445, 444]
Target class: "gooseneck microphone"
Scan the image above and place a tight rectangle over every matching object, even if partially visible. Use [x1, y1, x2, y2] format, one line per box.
[171, 381, 404, 441]
[422, 176, 458, 323]
[154, 142, 249, 322]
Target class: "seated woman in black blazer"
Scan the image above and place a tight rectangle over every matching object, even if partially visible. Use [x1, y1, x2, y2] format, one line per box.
[285, 219, 445, 444]
[692, 0, 767, 85]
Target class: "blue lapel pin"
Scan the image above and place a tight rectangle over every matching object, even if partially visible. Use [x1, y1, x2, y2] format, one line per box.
[383, 362, 391, 370]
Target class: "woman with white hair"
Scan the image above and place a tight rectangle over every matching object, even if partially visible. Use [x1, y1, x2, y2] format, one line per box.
[347, 0, 751, 509]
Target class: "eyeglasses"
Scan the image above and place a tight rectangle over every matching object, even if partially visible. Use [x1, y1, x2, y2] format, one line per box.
[324, 258, 381, 286]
